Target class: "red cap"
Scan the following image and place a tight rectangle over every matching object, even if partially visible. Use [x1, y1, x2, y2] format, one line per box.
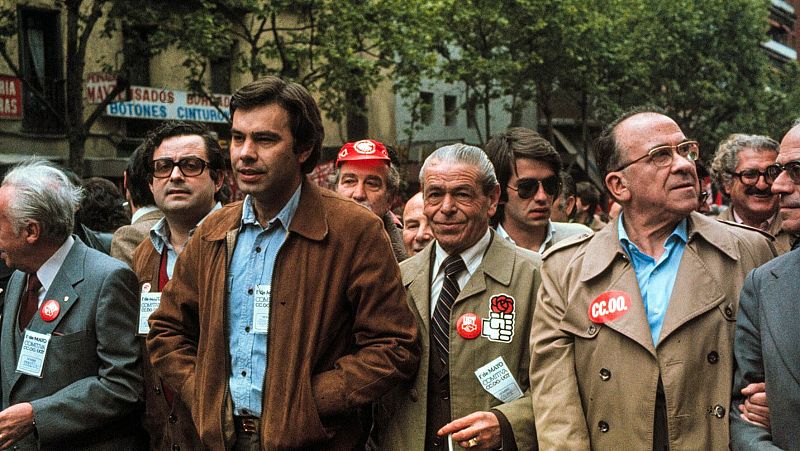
[336, 139, 390, 166]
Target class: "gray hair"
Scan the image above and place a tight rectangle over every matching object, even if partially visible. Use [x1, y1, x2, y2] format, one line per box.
[2, 159, 84, 241]
[710, 134, 779, 188]
[419, 143, 498, 194]
[331, 162, 402, 195]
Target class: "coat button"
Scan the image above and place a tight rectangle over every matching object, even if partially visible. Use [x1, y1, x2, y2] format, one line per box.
[172, 445, 181, 451]
[154, 385, 161, 395]
[599, 368, 611, 381]
[724, 305, 734, 317]
[713, 405, 726, 418]
[169, 413, 178, 424]
[432, 437, 442, 447]
[588, 324, 598, 335]
[598, 421, 609, 432]
[707, 351, 719, 364]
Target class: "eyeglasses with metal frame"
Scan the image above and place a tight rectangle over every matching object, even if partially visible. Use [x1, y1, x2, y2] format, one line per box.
[152, 157, 211, 178]
[507, 175, 561, 199]
[765, 160, 800, 185]
[612, 140, 699, 172]
[727, 168, 771, 186]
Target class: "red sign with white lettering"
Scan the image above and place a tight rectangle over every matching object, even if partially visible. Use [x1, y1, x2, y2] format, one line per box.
[0, 75, 22, 119]
[588, 291, 632, 324]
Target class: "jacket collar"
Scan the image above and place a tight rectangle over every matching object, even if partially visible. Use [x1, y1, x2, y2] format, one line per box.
[580, 211, 739, 282]
[203, 179, 329, 242]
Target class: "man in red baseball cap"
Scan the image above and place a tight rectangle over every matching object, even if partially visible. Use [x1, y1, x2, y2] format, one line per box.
[335, 139, 407, 261]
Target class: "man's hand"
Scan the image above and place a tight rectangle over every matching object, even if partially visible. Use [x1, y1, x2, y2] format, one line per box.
[438, 411, 500, 450]
[0, 403, 34, 449]
[738, 382, 770, 429]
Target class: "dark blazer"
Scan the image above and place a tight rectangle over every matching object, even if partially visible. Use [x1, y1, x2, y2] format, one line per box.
[0, 238, 145, 450]
[731, 248, 800, 450]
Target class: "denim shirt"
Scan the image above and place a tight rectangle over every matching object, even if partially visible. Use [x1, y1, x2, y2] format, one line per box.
[227, 186, 301, 417]
[618, 214, 688, 346]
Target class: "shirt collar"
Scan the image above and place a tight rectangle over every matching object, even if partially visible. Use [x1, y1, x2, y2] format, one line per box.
[240, 183, 303, 230]
[496, 221, 554, 253]
[732, 207, 777, 228]
[149, 202, 223, 252]
[618, 212, 688, 256]
[433, 228, 492, 279]
[37, 235, 74, 293]
[130, 205, 159, 224]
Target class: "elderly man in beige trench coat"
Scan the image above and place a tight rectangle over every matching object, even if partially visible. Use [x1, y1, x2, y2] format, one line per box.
[372, 144, 541, 450]
[530, 108, 776, 450]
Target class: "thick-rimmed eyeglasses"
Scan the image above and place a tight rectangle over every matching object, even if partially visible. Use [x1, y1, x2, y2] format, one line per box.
[152, 157, 210, 178]
[765, 160, 800, 184]
[612, 140, 699, 172]
[727, 169, 770, 186]
[507, 176, 560, 199]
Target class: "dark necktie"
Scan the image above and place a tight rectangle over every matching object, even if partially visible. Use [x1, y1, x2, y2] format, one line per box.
[19, 273, 41, 331]
[431, 254, 467, 366]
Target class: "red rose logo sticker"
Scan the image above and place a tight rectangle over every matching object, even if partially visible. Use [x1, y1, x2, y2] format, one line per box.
[490, 294, 514, 314]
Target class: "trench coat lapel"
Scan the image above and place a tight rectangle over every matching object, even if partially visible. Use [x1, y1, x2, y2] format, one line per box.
[578, 218, 656, 356]
[457, 232, 513, 303]
[763, 250, 800, 384]
[658, 243, 725, 344]
[403, 243, 434, 334]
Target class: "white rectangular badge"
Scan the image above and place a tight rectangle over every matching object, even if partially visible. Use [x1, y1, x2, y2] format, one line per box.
[17, 329, 51, 378]
[252, 284, 271, 334]
[474, 356, 523, 403]
[138, 292, 162, 335]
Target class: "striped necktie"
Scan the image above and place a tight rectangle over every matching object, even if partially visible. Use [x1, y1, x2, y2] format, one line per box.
[431, 254, 467, 366]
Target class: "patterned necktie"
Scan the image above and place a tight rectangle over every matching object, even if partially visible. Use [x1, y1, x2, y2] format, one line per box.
[431, 254, 467, 366]
[19, 273, 41, 331]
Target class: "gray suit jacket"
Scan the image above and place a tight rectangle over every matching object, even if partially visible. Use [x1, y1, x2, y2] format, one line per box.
[731, 249, 800, 450]
[0, 238, 144, 450]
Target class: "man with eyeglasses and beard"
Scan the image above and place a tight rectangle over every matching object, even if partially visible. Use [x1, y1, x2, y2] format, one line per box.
[530, 107, 776, 450]
[712, 134, 794, 254]
[484, 128, 590, 255]
[730, 123, 800, 450]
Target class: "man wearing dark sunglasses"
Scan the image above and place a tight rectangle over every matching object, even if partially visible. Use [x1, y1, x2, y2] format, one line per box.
[711, 134, 792, 254]
[484, 128, 590, 254]
[531, 108, 776, 450]
[132, 121, 225, 450]
[731, 123, 800, 450]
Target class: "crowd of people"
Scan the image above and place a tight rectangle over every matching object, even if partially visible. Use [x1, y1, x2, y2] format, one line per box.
[0, 75, 797, 450]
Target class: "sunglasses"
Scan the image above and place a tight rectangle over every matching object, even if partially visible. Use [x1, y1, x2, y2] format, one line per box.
[727, 169, 770, 186]
[765, 161, 800, 184]
[507, 176, 560, 199]
[152, 157, 211, 178]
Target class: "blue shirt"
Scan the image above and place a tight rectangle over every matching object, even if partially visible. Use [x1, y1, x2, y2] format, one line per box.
[227, 186, 301, 417]
[618, 214, 688, 346]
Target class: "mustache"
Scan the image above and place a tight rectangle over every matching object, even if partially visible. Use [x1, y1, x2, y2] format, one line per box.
[744, 186, 774, 196]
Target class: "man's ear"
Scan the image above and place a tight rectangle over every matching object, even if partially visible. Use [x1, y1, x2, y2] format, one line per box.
[23, 221, 41, 244]
[487, 184, 501, 218]
[605, 172, 631, 203]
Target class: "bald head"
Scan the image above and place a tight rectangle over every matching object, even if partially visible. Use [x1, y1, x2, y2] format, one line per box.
[773, 124, 800, 233]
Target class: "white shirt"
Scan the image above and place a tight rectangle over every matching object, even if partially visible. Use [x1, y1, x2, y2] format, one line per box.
[430, 229, 491, 316]
[33, 236, 75, 306]
[130, 205, 160, 224]
[496, 221, 554, 254]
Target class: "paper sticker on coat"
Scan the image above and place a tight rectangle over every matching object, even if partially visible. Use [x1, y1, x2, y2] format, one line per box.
[481, 294, 515, 342]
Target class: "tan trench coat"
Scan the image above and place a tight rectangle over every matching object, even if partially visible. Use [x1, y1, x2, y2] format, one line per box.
[530, 212, 776, 450]
[717, 207, 794, 254]
[373, 232, 541, 450]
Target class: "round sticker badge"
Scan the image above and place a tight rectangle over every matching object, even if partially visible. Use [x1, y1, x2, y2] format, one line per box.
[456, 313, 482, 339]
[141, 282, 151, 293]
[40, 300, 60, 322]
[588, 291, 632, 324]
[354, 140, 376, 154]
